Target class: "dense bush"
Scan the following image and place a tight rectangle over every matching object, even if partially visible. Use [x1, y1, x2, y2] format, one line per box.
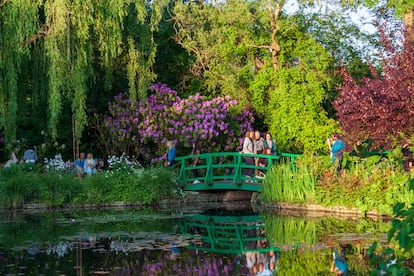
[0, 159, 178, 208]
[316, 150, 414, 214]
[262, 149, 414, 215]
[103, 83, 254, 165]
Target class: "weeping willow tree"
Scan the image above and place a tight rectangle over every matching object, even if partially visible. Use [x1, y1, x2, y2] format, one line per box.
[0, 0, 166, 149]
[0, 0, 40, 145]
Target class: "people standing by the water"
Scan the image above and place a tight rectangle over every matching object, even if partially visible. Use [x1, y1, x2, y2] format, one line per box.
[327, 133, 345, 174]
[241, 131, 255, 177]
[23, 145, 38, 164]
[73, 152, 86, 177]
[165, 140, 176, 167]
[263, 132, 277, 156]
[4, 152, 18, 168]
[84, 153, 97, 175]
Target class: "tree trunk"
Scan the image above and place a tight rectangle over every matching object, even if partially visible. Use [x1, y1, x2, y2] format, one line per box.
[404, 6, 414, 43]
[268, 5, 281, 70]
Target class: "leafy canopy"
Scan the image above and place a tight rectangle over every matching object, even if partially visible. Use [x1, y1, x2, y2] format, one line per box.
[334, 25, 414, 149]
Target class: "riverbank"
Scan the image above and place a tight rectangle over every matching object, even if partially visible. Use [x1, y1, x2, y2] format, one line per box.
[9, 190, 387, 222]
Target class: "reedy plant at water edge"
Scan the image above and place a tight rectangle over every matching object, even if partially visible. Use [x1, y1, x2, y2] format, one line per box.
[0, 166, 39, 208]
[262, 156, 316, 203]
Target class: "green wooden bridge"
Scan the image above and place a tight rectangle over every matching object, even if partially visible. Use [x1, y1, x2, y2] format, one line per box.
[179, 213, 279, 254]
[175, 152, 301, 192]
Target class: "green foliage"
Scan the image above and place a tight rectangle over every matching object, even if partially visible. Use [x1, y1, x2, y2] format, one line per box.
[0, 163, 178, 208]
[263, 149, 414, 216]
[38, 172, 81, 207]
[0, 166, 39, 208]
[173, 0, 254, 101]
[316, 151, 414, 215]
[277, 250, 333, 275]
[263, 67, 337, 153]
[173, 1, 338, 153]
[1, 0, 167, 144]
[75, 166, 178, 205]
[0, 0, 39, 143]
[262, 156, 316, 203]
[265, 215, 317, 245]
[368, 201, 414, 275]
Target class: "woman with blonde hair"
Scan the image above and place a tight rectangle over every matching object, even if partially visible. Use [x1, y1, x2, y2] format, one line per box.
[241, 131, 255, 177]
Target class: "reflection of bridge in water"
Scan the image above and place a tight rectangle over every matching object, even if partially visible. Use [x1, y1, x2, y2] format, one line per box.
[179, 211, 279, 255]
[176, 152, 301, 192]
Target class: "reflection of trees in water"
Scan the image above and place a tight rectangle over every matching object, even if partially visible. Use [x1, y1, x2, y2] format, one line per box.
[0, 209, 391, 275]
[0, 235, 245, 275]
[264, 214, 386, 275]
[265, 215, 318, 246]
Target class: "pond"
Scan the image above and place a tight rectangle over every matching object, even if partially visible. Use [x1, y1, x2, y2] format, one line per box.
[0, 201, 390, 275]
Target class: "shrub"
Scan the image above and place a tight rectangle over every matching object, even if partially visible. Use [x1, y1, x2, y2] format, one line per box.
[39, 172, 81, 207]
[0, 166, 39, 208]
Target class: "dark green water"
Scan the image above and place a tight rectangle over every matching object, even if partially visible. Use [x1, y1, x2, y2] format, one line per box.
[0, 202, 389, 275]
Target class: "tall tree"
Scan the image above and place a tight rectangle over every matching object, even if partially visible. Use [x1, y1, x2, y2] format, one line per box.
[172, 0, 355, 152]
[0, 0, 167, 147]
[334, 27, 414, 149]
[0, 0, 39, 144]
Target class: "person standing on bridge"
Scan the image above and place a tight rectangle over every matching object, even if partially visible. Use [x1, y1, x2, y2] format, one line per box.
[263, 132, 277, 156]
[241, 130, 255, 177]
[254, 130, 265, 177]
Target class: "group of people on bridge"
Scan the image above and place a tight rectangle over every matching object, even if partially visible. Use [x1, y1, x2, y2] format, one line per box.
[241, 130, 277, 178]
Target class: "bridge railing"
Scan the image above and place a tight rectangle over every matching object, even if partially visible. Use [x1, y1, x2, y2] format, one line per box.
[175, 151, 302, 189]
[179, 214, 279, 254]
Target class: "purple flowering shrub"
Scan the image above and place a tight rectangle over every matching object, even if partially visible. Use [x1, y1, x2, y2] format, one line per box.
[104, 83, 253, 165]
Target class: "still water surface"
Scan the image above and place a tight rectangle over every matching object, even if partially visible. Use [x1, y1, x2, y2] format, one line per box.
[0, 202, 389, 275]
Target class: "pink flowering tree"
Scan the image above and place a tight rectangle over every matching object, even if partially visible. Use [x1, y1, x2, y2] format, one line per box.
[104, 83, 253, 165]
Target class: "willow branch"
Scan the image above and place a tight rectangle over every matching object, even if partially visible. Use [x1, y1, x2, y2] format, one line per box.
[20, 24, 47, 47]
[245, 44, 271, 49]
[0, 0, 8, 8]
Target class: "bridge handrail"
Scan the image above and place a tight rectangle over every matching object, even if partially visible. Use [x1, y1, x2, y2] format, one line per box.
[175, 151, 302, 190]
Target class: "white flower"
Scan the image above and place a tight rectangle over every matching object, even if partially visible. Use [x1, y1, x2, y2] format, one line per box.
[41, 143, 46, 148]
[61, 144, 66, 149]
[54, 141, 58, 146]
